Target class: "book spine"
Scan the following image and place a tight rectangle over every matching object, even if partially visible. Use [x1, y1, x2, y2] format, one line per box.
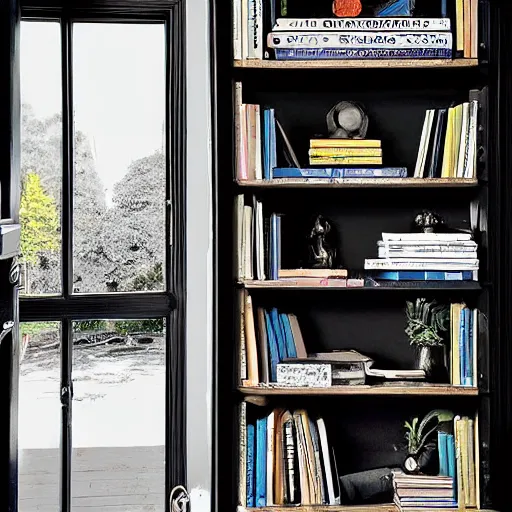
[263, 109, 271, 180]
[465, 308, 473, 386]
[234, 83, 243, 180]
[459, 308, 466, 387]
[270, 109, 277, 171]
[272, 167, 407, 178]
[438, 431, 449, 476]
[373, 271, 474, 281]
[246, 421, 255, 507]
[364, 259, 479, 270]
[273, 18, 451, 32]
[309, 147, 382, 157]
[254, 0, 263, 59]
[247, 0, 256, 58]
[268, 32, 453, 50]
[254, 106, 263, 180]
[284, 419, 296, 504]
[239, 290, 247, 383]
[377, 250, 477, 259]
[233, 0, 242, 59]
[241, 0, 248, 59]
[266, 412, 275, 505]
[310, 157, 382, 165]
[255, 417, 267, 506]
[275, 47, 453, 60]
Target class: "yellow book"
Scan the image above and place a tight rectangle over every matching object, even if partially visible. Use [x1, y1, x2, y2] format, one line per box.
[464, 0, 471, 58]
[310, 139, 381, 148]
[309, 157, 382, 165]
[453, 104, 463, 175]
[451, 303, 462, 385]
[456, 0, 464, 52]
[460, 418, 470, 506]
[441, 107, 455, 178]
[308, 147, 382, 157]
[471, 0, 478, 58]
[467, 418, 477, 506]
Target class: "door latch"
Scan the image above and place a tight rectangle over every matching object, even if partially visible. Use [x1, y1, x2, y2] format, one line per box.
[0, 321, 14, 345]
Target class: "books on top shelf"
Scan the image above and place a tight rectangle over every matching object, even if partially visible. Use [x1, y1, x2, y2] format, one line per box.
[234, 0, 478, 62]
[365, 232, 479, 274]
[244, 405, 341, 506]
[309, 138, 383, 166]
[414, 91, 480, 180]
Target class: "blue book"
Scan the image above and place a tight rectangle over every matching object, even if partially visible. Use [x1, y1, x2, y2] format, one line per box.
[377, 0, 412, 16]
[459, 308, 466, 386]
[373, 271, 475, 281]
[255, 417, 267, 506]
[271, 167, 407, 179]
[463, 308, 472, 386]
[276, 215, 282, 272]
[446, 433, 456, 500]
[280, 313, 297, 358]
[271, 308, 287, 361]
[269, 109, 277, 172]
[441, 0, 447, 18]
[263, 109, 271, 180]
[437, 431, 448, 476]
[264, 310, 279, 381]
[270, 213, 278, 279]
[247, 423, 255, 507]
[274, 47, 453, 60]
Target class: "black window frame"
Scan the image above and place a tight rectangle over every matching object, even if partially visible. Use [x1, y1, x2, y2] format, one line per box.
[12, 1, 186, 510]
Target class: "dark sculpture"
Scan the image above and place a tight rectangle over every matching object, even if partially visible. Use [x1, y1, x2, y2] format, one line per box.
[413, 210, 445, 234]
[326, 101, 369, 139]
[308, 215, 337, 269]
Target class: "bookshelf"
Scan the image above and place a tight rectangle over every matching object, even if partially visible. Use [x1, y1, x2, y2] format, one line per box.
[214, 0, 501, 511]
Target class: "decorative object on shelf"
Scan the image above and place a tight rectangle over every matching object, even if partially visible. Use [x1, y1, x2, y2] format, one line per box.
[307, 214, 338, 269]
[405, 298, 450, 380]
[403, 409, 454, 474]
[327, 101, 369, 139]
[374, 0, 415, 17]
[332, 0, 362, 18]
[413, 210, 446, 233]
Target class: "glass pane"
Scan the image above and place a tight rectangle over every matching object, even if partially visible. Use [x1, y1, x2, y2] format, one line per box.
[20, 21, 62, 296]
[71, 319, 165, 510]
[18, 322, 61, 511]
[72, 23, 166, 294]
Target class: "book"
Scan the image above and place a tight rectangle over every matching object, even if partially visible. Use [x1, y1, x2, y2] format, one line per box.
[382, 232, 473, 242]
[438, 431, 449, 476]
[464, 0, 471, 58]
[247, 422, 255, 506]
[264, 309, 280, 382]
[280, 313, 297, 358]
[414, 109, 435, 178]
[255, 416, 267, 506]
[266, 411, 275, 505]
[233, 0, 241, 59]
[456, 0, 464, 53]
[277, 363, 332, 387]
[272, 18, 451, 32]
[288, 314, 307, 358]
[272, 167, 407, 178]
[282, 411, 297, 504]
[256, 308, 270, 384]
[309, 156, 383, 165]
[267, 32, 453, 50]
[244, 294, 259, 386]
[274, 47, 454, 60]
[470, 0, 478, 58]
[310, 139, 381, 148]
[364, 259, 479, 271]
[308, 147, 382, 157]
[316, 418, 336, 505]
[427, 108, 448, 178]
[279, 269, 348, 278]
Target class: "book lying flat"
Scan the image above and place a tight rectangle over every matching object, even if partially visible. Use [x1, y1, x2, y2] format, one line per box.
[272, 167, 407, 178]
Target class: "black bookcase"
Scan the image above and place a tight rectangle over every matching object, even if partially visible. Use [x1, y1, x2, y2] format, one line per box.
[212, 2, 511, 512]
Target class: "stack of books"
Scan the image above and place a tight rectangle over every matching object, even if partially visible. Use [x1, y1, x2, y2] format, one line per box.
[392, 472, 457, 510]
[234, 0, 478, 62]
[245, 408, 340, 506]
[364, 232, 479, 279]
[414, 91, 480, 179]
[309, 139, 383, 166]
[450, 304, 478, 387]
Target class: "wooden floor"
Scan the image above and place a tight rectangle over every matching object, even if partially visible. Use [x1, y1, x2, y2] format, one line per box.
[19, 445, 165, 511]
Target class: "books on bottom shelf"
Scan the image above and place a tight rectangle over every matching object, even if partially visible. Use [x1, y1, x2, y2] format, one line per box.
[393, 415, 478, 509]
[243, 405, 340, 507]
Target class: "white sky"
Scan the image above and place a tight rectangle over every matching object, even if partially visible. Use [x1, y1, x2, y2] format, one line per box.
[20, 21, 165, 203]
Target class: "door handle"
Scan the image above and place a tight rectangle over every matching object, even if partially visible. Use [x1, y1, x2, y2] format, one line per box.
[0, 321, 14, 345]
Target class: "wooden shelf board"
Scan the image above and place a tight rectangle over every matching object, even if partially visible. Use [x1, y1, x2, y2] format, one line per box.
[240, 280, 482, 291]
[236, 178, 479, 189]
[239, 385, 479, 397]
[233, 59, 479, 70]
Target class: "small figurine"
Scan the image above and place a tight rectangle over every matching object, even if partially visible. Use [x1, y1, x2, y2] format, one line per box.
[332, 0, 362, 17]
[413, 210, 445, 234]
[326, 101, 369, 139]
[308, 215, 337, 269]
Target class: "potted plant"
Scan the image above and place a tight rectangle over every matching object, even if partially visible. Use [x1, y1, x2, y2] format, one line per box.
[405, 298, 450, 380]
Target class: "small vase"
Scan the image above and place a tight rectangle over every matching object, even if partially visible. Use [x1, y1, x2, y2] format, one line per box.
[414, 345, 447, 382]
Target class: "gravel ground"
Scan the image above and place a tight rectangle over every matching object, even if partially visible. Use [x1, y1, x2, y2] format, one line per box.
[19, 330, 166, 449]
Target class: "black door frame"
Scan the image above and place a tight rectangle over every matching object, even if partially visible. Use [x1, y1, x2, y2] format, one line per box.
[0, 0, 187, 510]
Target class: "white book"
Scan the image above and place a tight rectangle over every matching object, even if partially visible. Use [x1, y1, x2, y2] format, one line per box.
[232, 0, 242, 59]
[414, 109, 434, 178]
[382, 232, 473, 242]
[364, 259, 479, 271]
[267, 31, 453, 50]
[377, 249, 478, 259]
[456, 103, 470, 178]
[465, 100, 479, 179]
[234, 195, 244, 280]
[378, 240, 477, 248]
[266, 411, 275, 505]
[255, 0, 263, 59]
[243, 205, 253, 279]
[254, 105, 263, 179]
[241, 0, 249, 59]
[273, 17, 451, 32]
[316, 418, 335, 505]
